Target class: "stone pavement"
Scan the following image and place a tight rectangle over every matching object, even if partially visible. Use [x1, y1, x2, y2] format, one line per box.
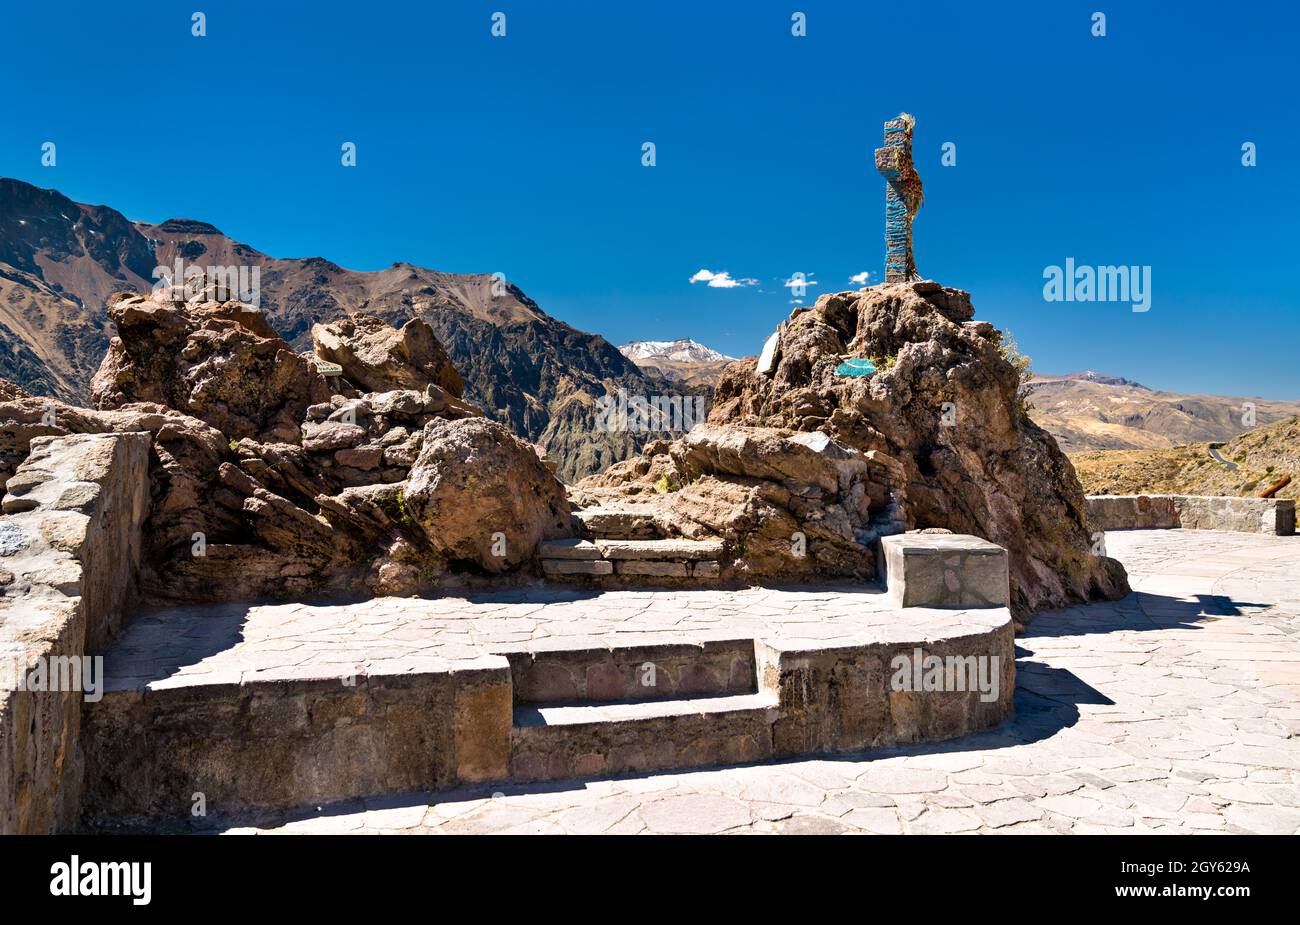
[107, 581, 1003, 690]
[223, 529, 1300, 835]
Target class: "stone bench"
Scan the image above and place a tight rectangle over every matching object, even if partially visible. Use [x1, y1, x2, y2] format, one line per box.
[879, 533, 1009, 609]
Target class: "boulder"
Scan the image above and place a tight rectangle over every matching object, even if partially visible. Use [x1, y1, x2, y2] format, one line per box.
[405, 418, 572, 572]
[311, 314, 464, 397]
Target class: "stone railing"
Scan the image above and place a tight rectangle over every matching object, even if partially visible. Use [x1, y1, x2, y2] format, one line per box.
[1086, 494, 1296, 536]
[0, 432, 150, 834]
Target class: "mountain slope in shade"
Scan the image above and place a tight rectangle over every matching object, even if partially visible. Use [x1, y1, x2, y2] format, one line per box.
[0, 177, 685, 481]
[619, 338, 735, 388]
[1073, 415, 1300, 501]
[1026, 372, 1300, 452]
[0, 179, 156, 400]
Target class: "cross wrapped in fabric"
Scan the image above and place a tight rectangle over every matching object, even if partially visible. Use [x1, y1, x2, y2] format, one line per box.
[874, 114, 924, 282]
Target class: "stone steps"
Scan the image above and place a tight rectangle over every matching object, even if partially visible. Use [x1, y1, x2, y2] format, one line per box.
[83, 594, 1017, 826]
[505, 637, 769, 782]
[574, 506, 674, 540]
[596, 538, 724, 560]
[498, 638, 756, 703]
[510, 692, 778, 783]
[540, 537, 724, 581]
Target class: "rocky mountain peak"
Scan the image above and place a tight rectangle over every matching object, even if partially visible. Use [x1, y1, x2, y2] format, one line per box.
[619, 339, 734, 364]
[152, 219, 223, 236]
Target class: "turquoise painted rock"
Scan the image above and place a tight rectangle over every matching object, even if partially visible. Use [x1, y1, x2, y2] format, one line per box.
[834, 358, 877, 377]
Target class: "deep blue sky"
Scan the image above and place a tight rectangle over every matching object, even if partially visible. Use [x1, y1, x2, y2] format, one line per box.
[3, 1, 1296, 397]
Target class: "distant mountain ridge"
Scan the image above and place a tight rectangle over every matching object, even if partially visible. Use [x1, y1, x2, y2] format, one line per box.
[0, 177, 691, 481]
[619, 339, 734, 363]
[1027, 371, 1300, 453]
[1036, 370, 1151, 390]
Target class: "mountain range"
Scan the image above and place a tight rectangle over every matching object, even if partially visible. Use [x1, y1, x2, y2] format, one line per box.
[1025, 373, 1300, 453]
[3, 177, 1297, 481]
[0, 177, 700, 481]
[619, 339, 734, 364]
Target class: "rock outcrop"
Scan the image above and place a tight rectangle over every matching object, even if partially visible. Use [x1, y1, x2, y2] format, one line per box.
[577, 425, 905, 582]
[3, 292, 575, 604]
[91, 291, 329, 443]
[311, 314, 464, 397]
[582, 281, 1129, 615]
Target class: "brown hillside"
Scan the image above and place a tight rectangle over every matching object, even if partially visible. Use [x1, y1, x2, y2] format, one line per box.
[1073, 415, 1300, 501]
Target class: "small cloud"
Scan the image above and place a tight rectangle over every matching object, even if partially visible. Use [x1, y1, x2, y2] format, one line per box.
[849, 271, 872, 285]
[690, 268, 757, 288]
[783, 274, 818, 289]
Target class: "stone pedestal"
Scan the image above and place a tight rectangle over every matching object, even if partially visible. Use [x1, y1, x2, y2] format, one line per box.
[880, 533, 1010, 609]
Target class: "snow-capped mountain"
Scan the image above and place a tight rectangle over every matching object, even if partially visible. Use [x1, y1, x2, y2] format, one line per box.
[619, 339, 735, 364]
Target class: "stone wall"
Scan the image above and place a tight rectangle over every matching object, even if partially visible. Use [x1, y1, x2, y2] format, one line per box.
[82, 661, 511, 832]
[80, 614, 1015, 827]
[1087, 494, 1296, 536]
[0, 432, 151, 834]
[759, 626, 1015, 758]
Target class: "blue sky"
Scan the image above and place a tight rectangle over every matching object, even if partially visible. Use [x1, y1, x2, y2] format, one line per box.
[3, 1, 1297, 397]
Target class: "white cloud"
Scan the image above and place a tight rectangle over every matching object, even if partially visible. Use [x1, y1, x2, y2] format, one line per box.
[849, 271, 872, 285]
[690, 268, 757, 289]
[783, 274, 818, 289]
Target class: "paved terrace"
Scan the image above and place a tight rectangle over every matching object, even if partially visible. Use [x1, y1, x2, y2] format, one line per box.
[107, 584, 1004, 691]
[135, 528, 1298, 835]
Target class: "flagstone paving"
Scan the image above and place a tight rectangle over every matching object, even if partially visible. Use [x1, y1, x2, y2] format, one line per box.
[107, 579, 995, 689]
[223, 529, 1300, 835]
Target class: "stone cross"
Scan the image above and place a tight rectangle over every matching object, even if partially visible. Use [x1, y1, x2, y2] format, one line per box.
[874, 114, 924, 282]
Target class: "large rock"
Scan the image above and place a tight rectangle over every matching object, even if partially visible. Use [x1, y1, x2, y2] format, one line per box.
[1, 284, 570, 604]
[705, 281, 1129, 615]
[90, 290, 329, 443]
[578, 426, 904, 581]
[405, 418, 572, 573]
[672, 425, 877, 495]
[311, 314, 464, 397]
